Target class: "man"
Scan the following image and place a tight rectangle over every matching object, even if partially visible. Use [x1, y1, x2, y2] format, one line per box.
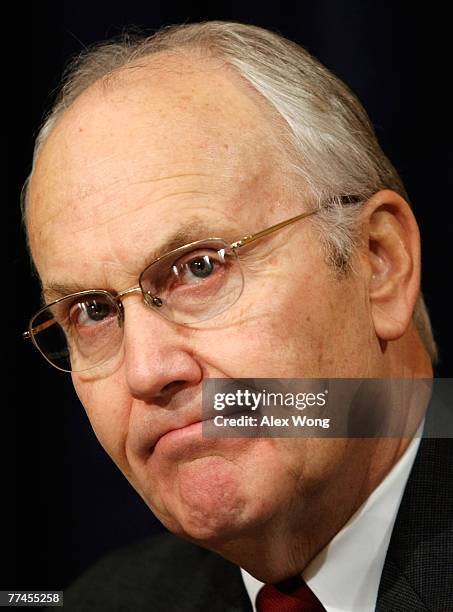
[23, 21, 451, 611]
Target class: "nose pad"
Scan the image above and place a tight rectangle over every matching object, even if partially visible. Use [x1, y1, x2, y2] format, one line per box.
[144, 293, 163, 308]
[116, 300, 125, 328]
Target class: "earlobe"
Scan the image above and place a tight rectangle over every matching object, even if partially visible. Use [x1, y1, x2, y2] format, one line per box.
[363, 191, 421, 342]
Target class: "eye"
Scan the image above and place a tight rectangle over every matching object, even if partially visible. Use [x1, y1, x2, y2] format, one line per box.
[184, 255, 215, 279]
[69, 297, 116, 328]
[140, 241, 233, 300]
[173, 249, 226, 287]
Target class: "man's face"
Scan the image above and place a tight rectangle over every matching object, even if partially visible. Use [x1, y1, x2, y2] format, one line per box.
[28, 55, 384, 557]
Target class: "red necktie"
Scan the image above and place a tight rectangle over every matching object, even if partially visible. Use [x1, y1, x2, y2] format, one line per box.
[256, 576, 326, 612]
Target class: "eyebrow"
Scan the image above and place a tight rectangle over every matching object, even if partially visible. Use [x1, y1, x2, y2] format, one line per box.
[42, 216, 242, 303]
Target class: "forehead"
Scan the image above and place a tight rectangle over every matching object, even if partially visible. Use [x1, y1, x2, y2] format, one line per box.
[28, 52, 299, 291]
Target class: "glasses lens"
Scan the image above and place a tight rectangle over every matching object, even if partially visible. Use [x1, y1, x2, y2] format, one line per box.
[139, 239, 244, 324]
[30, 291, 121, 372]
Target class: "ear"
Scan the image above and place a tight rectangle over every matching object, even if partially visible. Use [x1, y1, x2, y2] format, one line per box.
[360, 190, 421, 341]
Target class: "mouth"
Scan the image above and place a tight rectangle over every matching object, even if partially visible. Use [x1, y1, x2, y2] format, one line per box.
[150, 419, 204, 455]
[141, 380, 264, 458]
[158, 420, 203, 444]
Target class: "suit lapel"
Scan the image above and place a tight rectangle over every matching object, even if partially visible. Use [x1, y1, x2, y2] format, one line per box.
[376, 556, 429, 611]
[376, 437, 453, 610]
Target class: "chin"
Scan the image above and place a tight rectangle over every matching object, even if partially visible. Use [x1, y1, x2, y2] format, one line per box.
[142, 437, 290, 543]
[154, 454, 257, 543]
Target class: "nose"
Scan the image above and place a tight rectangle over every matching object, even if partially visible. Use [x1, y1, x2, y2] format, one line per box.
[121, 297, 202, 402]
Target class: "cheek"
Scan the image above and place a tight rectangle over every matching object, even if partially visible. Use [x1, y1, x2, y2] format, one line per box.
[263, 272, 373, 376]
[203, 275, 370, 378]
[72, 372, 132, 470]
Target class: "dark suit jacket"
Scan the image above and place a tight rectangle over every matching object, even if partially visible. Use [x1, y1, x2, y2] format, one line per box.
[62, 438, 452, 611]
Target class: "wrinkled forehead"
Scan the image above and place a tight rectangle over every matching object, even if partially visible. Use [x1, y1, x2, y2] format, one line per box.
[27, 53, 300, 287]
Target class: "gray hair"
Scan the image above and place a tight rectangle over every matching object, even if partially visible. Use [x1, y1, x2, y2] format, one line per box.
[22, 20, 438, 363]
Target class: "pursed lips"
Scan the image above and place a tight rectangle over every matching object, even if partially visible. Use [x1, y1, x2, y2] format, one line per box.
[128, 405, 205, 460]
[150, 418, 204, 453]
[129, 379, 249, 459]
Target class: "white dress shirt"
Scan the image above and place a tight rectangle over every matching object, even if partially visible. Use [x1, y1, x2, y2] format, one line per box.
[241, 432, 422, 612]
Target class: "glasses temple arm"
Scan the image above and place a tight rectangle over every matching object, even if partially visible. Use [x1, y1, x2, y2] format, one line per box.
[230, 209, 318, 250]
[23, 318, 56, 340]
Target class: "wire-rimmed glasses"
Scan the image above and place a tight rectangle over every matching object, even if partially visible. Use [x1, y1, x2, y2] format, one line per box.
[23, 208, 321, 373]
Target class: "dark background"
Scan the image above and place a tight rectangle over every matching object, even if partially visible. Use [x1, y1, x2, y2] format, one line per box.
[6, 0, 452, 594]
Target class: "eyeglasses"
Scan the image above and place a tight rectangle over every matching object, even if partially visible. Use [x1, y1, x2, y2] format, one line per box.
[23, 208, 321, 373]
